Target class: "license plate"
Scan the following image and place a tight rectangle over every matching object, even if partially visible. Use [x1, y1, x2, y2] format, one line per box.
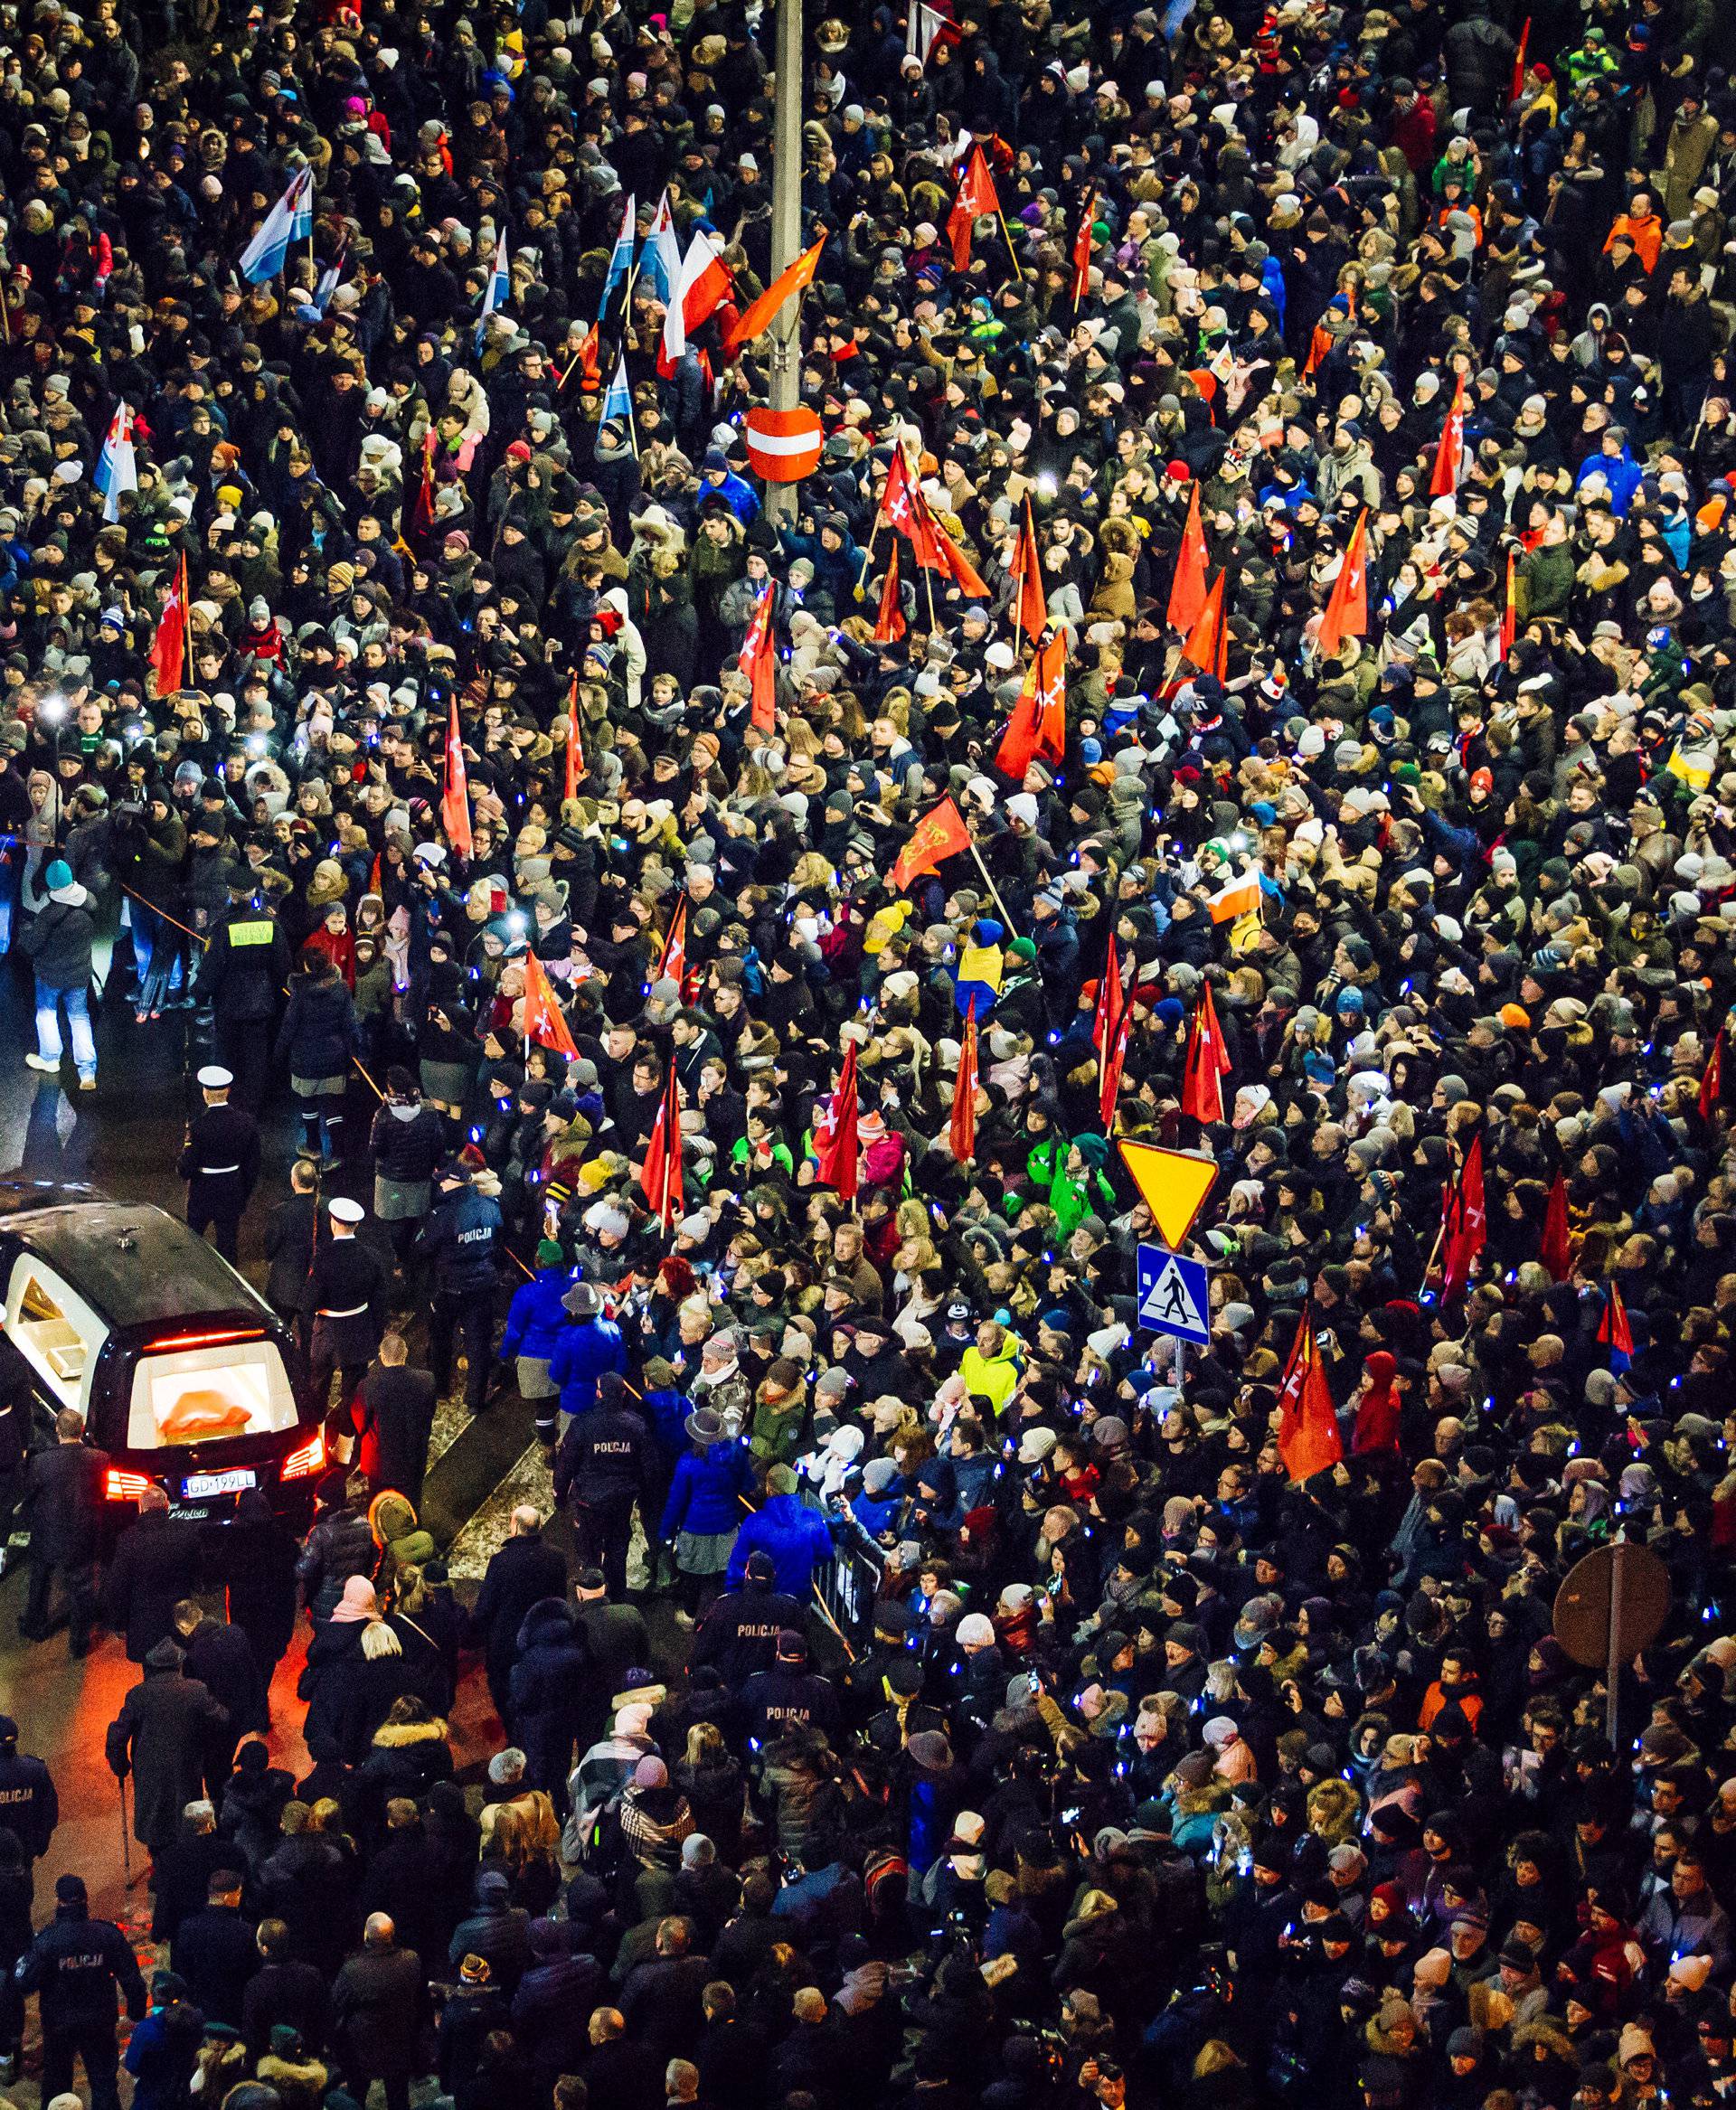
[183, 1467, 255, 1499]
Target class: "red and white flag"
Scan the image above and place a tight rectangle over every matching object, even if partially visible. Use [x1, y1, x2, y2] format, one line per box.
[1429, 371, 1467, 497]
[947, 146, 1000, 270]
[813, 1041, 860, 1202]
[641, 1067, 684, 1231]
[738, 582, 778, 733]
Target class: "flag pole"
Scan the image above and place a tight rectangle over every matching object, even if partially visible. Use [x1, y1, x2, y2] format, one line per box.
[967, 842, 1018, 936]
[995, 208, 1024, 281]
[1420, 1217, 1445, 1295]
[856, 510, 882, 589]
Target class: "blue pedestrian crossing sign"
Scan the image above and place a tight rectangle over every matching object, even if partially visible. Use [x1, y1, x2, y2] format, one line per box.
[1136, 1243, 1212, 1344]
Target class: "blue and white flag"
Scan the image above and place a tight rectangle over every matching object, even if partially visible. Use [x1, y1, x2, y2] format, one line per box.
[600, 351, 633, 429]
[240, 167, 313, 284]
[94, 402, 137, 523]
[314, 240, 347, 317]
[641, 190, 680, 304]
[476, 228, 509, 350]
[601, 192, 636, 308]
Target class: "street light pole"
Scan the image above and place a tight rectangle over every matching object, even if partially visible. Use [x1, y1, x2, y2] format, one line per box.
[764, 0, 804, 526]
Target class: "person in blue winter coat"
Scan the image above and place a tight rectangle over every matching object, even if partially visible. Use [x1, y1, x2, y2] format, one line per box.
[725, 1464, 836, 1599]
[546, 1280, 627, 1430]
[901, 1729, 964, 1885]
[506, 1597, 590, 1814]
[498, 1240, 580, 1450]
[661, 1406, 757, 1624]
[851, 1455, 904, 1541]
[1575, 426, 1644, 515]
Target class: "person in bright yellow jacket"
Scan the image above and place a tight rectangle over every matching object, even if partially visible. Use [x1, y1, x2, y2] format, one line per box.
[958, 1320, 1024, 1418]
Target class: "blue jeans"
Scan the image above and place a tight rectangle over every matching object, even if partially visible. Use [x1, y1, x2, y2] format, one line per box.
[35, 980, 95, 1081]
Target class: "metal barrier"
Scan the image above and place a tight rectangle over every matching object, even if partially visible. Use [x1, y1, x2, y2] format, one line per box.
[806, 1491, 886, 1641]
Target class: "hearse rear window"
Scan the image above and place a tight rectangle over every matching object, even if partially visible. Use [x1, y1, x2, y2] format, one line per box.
[127, 1339, 298, 1451]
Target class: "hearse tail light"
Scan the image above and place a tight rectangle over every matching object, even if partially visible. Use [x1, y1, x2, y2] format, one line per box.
[279, 1429, 326, 1481]
[106, 1468, 153, 1502]
[141, 1326, 266, 1352]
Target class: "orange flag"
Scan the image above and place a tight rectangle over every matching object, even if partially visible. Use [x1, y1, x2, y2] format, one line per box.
[1071, 185, 1097, 307]
[562, 323, 601, 392]
[995, 630, 1066, 779]
[738, 581, 778, 732]
[1541, 1170, 1572, 1281]
[947, 145, 1001, 270]
[1429, 372, 1466, 497]
[441, 694, 474, 859]
[950, 997, 979, 1163]
[1277, 1313, 1343, 1483]
[1180, 980, 1230, 1125]
[564, 674, 583, 802]
[1316, 508, 1369, 661]
[722, 236, 826, 353]
[522, 948, 579, 1059]
[1094, 928, 1127, 1134]
[640, 1066, 684, 1230]
[873, 541, 906, 643]
[930, 515, 991, 598]
[1011, 499, 1046, 643]
[1091, 924, 1122, 1063]
[1166, 482, 1209, 634]
[1178, 568, 1224, 674]
[1702, 1027, 1727, 1124]
[1499, 546, 1516, 659]
[890, 795, 971, 891]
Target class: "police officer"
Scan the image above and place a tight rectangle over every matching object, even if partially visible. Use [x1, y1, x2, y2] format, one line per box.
[0, 1716, 57, 1900]
[740, 1629, 840, 1747]
[13, 1870, 146, 2110]
[689, 1549, 807, 1685]
[198, 862, 290, 1112]
[302, 1196, 387, 1444]
[178, 1065, 261, 1263]
[839, 1596, 917, 1729]
[417, 1159, 502, 1415]
[552, 1368, 653, 1597]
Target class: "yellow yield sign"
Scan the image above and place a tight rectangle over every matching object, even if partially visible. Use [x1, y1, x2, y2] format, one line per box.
[1117, 1142, 1217, 1249]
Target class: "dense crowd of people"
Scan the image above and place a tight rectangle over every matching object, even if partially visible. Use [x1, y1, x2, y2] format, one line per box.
[8, 0, 1736, 2102]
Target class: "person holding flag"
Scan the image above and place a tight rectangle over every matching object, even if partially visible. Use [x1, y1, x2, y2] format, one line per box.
[239, 166, 313, 282]
[475, 227, 510, 351]
[94, 404, 137, 523]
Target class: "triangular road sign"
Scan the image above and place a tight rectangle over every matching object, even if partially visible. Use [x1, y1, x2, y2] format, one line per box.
[1118, 1141, 1217, 1248]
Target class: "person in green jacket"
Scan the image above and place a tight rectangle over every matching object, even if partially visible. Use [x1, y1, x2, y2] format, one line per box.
[1046, 1133, 1119, 1239]
[748, 1357, 807, 1466]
